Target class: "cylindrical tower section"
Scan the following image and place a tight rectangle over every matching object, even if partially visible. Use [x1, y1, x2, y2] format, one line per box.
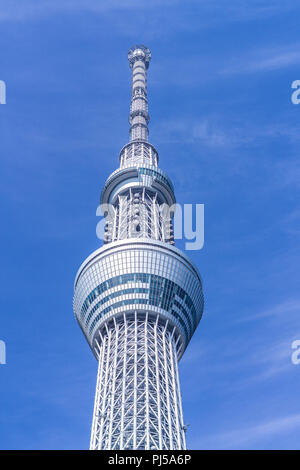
[100, 164, 176, 245]
[73, 240, 204, 358]
[89, 313, 186, 450]
[128, 45, 151, 142]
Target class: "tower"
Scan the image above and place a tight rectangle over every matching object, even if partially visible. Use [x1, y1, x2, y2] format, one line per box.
[73, 45, 204, 450]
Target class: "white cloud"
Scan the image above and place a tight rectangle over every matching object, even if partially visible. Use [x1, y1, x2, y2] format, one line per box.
[222, 45, 300, 75]
[152, 117, 251, 148]
[200, 413, 300, 448]
[0, 0, 298, 24]
[240, 298, 300, 322]
[0, 0, 175, 22]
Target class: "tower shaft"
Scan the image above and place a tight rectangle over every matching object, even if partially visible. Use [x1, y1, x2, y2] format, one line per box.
[90, 313, 186, 450]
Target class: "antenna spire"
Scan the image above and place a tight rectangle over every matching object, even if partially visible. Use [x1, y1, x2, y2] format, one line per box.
[128, 45, 151, 142]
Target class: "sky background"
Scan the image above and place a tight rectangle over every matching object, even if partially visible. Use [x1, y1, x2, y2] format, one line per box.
[0, 0, 300, 450]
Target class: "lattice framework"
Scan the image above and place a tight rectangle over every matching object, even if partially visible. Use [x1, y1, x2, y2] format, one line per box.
[90, 313, 186, 450]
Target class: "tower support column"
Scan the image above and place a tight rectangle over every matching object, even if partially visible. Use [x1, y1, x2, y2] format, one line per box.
[89, 313, 186, 450]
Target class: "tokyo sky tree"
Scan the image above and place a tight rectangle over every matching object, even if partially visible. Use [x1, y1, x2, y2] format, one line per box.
[73, 45, 204, 450]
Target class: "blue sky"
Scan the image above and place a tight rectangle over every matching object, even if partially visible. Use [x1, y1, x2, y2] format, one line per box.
[0, 0, 300, 450]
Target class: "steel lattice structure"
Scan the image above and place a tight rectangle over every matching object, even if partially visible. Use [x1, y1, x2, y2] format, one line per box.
[73, 45, 204, 450]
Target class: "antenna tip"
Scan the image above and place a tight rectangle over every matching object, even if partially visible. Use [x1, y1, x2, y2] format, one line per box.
[128, 45, 151, 69]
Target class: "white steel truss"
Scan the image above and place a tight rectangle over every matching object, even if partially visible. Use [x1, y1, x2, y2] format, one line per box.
[90, 312, 186, 450]
[120, 142, 158, 168]
[103, 188, 174, 245]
